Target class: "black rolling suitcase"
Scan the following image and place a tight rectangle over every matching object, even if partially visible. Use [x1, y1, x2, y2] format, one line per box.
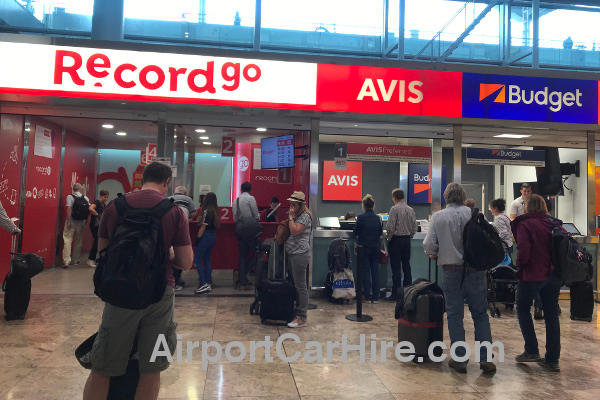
[395, 259, 444, 360]
[3, 234, 43, 321]
[251, 239, 295, 325]
[570, 281, 594, 322]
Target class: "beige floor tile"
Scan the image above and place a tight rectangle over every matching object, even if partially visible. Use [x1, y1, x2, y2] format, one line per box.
[3, 366, 87, 400]
[212, 322, 280, 341]
[291, 363, 390, 397]
[158, 363, 207, 399]
[204, 363, 297, 397]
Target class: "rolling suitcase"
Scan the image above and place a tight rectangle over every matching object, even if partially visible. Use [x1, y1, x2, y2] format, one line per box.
[570, 281, 594, 322]
[396, 259, 444, 360]
[3, 234, 34, 321]
[257, 240, 295, 325]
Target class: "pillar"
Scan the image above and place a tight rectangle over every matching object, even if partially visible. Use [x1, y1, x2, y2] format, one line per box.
[586, 131, 596, 236]
[453, 125, 462, 184]
[431, 139, 443, 215]
[91, 0, 124, 41]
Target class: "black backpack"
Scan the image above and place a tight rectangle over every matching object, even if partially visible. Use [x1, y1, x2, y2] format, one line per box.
[71, 195, 90, 220]
[93, 194, 174, 310]
[463, 209, 505, 270]
[328, 238, 350, 273]
[549, 218, 593, 286]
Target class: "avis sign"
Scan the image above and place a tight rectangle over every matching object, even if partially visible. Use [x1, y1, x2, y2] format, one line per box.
[322, 161, 362, 201]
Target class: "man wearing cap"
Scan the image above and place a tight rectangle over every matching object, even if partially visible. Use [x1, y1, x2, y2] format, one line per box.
[510, 183, 532, 221]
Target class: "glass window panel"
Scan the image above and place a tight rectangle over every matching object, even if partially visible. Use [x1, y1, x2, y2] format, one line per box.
[4, 0, 94, 32]
[124, 0, 254, 45]
[261, 0, 384, 53]
[405, 0, 500, 61]
[539, 7, 600, 68]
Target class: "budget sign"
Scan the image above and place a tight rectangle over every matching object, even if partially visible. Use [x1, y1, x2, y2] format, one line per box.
[462, 73, 598, 124]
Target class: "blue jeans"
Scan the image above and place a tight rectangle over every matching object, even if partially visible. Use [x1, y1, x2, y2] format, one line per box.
[194, 230, 217, 285]
[362, 246, 380, 301]
[516, 274, 561, 362]
[442, 268, 493, 363]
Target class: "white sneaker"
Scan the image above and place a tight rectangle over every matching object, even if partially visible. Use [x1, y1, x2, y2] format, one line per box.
[287, 318, 307, 328]
[87, 259, 96, 267]
[195, 284, 211, 294]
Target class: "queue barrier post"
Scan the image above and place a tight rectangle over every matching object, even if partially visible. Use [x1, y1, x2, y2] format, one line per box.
[346, 244, 373, 322]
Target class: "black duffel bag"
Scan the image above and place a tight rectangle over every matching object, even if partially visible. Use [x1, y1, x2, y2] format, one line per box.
[10, 252, 44, 279]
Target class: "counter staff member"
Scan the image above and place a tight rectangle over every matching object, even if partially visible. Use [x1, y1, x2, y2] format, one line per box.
[260, 197, 280, 222]
[510, 183, 532, 221]
[385, 188, 417, 300]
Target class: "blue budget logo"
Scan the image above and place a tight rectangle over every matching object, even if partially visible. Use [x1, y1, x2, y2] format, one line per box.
[463, 73, 598, 124]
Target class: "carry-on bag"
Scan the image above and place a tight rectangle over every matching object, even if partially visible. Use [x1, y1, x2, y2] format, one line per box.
[76, 333, 140, 399]
[570, 281, 594, 322]
[252, 239, 295, 324]
[396, 259, 445, 360]
[3, 234, 40, 321]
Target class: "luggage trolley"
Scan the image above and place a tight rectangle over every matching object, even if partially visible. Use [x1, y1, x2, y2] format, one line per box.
[487, 265, 518, 318]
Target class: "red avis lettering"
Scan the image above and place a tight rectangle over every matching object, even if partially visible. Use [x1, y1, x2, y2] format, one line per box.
[327, 175, 359, 186]
[53, 50, 261, 92]
[356, 78, 423, 103]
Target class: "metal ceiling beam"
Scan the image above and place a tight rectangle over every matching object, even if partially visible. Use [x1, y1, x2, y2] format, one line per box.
[438, 0, 501, 61]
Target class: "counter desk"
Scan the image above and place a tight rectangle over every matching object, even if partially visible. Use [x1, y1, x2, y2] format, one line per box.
[311, 229, 440, 289]
[312, 230, 599, 295]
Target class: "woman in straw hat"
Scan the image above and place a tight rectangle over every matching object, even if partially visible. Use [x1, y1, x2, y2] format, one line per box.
[285, 191, 313, 328]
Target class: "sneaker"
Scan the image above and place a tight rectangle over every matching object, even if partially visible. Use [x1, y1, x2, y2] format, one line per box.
[371, 300, 378, 304]
[448, 359, 467, 374]
[86, 259, 96, 268]
[195, 283, 210, 294]
[534, 307, 544, 320]
[174, 284, 184, 292]
[538, 357, 560, 372]
[515, 352, 541, 363]
[62, 263, 69, 269]
[480, 362, 497, 374]
[287, 317, 307, 328]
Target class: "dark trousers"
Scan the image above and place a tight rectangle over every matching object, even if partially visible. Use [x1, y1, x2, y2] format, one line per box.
[88, 226, 98, 261]
[516, 274, 561, 362]
[362, 246, 380, 301]
[237, 237, 257, 286]
[389, 236, 412, 298]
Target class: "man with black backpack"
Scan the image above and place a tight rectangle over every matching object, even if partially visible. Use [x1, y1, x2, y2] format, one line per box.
[423, 183, 496, 374]
[62, 183, 90, 268]
[83, 162, 193, 400]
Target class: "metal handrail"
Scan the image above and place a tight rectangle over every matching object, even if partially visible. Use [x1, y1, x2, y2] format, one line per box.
[415, 0, 476, 58]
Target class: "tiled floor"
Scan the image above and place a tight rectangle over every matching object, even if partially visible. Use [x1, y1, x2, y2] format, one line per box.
[1, 266, 599, 399]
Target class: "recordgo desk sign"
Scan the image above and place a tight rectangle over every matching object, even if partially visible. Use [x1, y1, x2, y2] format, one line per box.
[462, 73, 598, 124]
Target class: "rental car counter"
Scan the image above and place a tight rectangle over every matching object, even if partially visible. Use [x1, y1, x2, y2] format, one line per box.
[311, 229, 599, 295]
[311, 228, 441, 289]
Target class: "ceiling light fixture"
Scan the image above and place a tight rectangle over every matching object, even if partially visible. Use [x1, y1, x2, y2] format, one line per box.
[203, 142, 212, 145]
[102, 124, 114, 129]
[195, 128, 206, 133]
[493, 134, 531, 139]
[256, 127, 267, 132]
[199, 136, 209, 140]
[115, 131, 127, 136]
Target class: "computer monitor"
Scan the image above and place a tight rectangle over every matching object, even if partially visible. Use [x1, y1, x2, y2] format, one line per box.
[339, 220, 356, 231]
[319, 217, 340, 229]
[562, 223, 582, 236]
[380, 214, 389, 222]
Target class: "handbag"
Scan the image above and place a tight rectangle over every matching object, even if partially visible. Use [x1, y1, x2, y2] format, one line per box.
[275, 220, 290, 245]
[379, 249, 389, 265]
[234, 197, 263, 241]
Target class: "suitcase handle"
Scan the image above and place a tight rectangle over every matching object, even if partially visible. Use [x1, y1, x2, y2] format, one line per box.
[428, 258, 439, 284]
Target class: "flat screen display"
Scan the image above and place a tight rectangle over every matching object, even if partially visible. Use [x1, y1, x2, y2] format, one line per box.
[562, 223, 581, 236]
[261, 135, 295, 169]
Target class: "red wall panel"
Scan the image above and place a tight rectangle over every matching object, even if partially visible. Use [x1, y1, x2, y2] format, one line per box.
[0, 115, 24, 279]
[21, 119, 62, 267]
[59, 130, 98, 253]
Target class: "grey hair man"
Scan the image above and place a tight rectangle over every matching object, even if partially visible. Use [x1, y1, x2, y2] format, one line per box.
[170, 186, 196, 218]
[423, 183, 495, 374]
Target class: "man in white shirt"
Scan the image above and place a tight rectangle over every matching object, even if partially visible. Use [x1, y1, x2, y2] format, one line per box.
[62, 183, 90, 268]
[509, 183, 532, 221]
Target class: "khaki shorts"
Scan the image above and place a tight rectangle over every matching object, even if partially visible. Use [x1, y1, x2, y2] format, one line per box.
[91, 286, 176, 377]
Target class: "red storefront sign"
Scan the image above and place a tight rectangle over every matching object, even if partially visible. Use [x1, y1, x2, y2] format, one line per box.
[145, 143, 157, 164]
[316, 64, 462, 117]
[347, 143, 431, 163]
[322, 161, 363, 201]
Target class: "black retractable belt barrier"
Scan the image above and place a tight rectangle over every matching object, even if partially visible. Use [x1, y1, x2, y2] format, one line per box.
[346, 244, 373, 322]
